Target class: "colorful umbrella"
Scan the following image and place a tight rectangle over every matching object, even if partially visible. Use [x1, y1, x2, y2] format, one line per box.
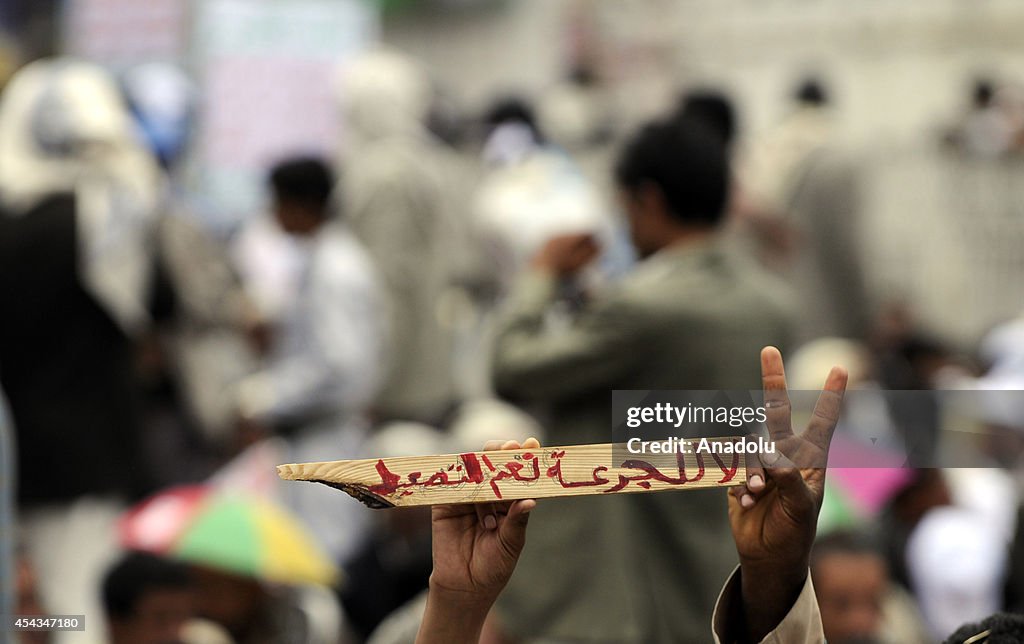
[119, 485, 338, 587]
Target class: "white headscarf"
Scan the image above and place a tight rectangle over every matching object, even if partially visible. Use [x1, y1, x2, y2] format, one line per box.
[335, 47, 432, 150]
[0, 58, 160, 335]
[907, 506, 1008, 640]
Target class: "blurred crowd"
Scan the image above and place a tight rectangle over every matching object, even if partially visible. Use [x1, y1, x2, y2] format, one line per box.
[1, 34, 1024, 644]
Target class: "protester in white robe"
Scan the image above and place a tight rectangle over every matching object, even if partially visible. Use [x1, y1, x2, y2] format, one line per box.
[334, 48, 466, 425]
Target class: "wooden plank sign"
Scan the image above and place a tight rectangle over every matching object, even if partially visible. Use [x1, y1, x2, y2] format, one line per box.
[277, 439, 747, 508]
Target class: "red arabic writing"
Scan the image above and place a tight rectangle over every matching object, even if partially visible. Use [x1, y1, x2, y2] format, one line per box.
[366, 446, 740, 501]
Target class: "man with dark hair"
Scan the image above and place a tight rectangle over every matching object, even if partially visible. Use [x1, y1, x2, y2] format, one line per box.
[490, 119, 794, 642]
[267, 158, 335, 235]
[795, 76, 830, 107]
[739, 72, 868, 343]
[956, 76, 1016, 157]
[234, 156, 385, 428]
[232, 156, 386, 561]
[482, 96, 546, 147]
[675, 89, 738, 150]
[810, 531, 889, 644]
[102, 552, 193, 644]
[811, 530, 931, 644]
[614, 119, 730, 234]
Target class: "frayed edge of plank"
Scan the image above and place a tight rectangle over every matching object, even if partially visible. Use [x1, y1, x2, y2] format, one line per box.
[311, 479, 395, 509]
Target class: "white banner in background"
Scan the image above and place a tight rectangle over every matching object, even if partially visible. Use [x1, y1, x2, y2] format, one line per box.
[194, 0, 378, 225]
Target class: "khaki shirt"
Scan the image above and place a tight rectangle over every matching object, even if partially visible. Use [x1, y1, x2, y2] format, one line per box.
[493, 238, 796, 642]
[713, 568, 825, 644]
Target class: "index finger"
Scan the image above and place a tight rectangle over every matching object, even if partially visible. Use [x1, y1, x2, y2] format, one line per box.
[761, 346, 794, 442]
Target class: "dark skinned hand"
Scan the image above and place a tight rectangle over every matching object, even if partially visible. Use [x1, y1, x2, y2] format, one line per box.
[727, 346, 848, 643]
[417, 438, 539, 644]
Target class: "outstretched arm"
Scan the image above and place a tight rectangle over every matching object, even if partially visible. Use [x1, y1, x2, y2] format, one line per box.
[416, 438, 539, 644]
[722, 346, 848, 643]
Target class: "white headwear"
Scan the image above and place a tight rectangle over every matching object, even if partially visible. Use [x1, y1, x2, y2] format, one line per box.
[0, 58, 160, 335]
[980, 316, 1024, 384]
[942, 316, 1024, 430]
[481, 122, 538, 167]
[335, 48, 431, 148]
[907, 506, 1007, 640]
[787, 337, 873, 391]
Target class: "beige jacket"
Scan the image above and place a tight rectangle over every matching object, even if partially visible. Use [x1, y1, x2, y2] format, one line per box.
[713, 568, 826, 644]
[493, 238, 795, 643]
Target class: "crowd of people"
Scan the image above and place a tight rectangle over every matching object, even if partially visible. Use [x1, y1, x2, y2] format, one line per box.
[1, 42, 1024, 644]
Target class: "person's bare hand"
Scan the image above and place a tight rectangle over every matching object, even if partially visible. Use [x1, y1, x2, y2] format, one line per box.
[727, 346, 848, 642]
[531, 233, 600, 277]
[427, 437, 539, 607]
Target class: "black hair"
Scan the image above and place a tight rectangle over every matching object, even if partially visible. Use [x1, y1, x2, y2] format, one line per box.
[944, 613, 1024, 644]
[676, 89, 737, 148]
[569, 64, 597, 88]
[973, 78, 996, 109]
[102, 551, 191, 620]
[483, 96, 545, 144]
[811, 530, 884, 575]
[268, 157, 335, 216]
[614, 118, 729, 226]
[795, 77, 829, 107]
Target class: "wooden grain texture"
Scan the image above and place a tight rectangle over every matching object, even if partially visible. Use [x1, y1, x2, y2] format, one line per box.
[277, 439, 747, 508]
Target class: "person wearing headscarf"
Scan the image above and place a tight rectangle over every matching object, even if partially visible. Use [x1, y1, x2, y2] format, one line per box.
[0, 58, 160, 644]
[737, 77, 871, 344]
[0, 58, 160, 335]
[334, 48, 467, 426]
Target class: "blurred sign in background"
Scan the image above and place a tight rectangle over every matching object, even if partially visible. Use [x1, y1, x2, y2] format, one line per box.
[191, 0, 377, 224]
[62, 0, 377, 228]
[62, 0, 187, 65]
